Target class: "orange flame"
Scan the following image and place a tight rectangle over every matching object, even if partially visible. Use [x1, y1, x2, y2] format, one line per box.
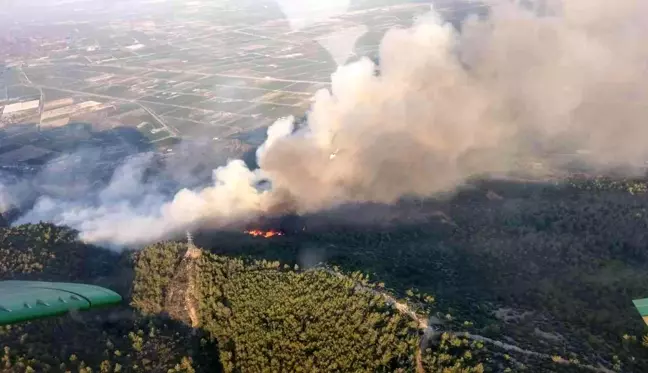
[244, 229, 284, 238]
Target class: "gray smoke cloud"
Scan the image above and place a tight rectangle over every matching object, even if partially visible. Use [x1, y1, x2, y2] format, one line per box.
[14, 152, 171, 247]
[14, 0, 648, 247]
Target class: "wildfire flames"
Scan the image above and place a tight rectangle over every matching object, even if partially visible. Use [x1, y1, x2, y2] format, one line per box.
[244, 229, 284, 238]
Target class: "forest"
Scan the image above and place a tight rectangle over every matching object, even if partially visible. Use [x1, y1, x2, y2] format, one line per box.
[0, 175, 648, 371]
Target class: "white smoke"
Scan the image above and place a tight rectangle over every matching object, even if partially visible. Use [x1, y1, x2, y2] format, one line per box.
[0, 184, 14, 214]
[277, 0, 366, 67]
[276, 0, 351, 31]
[15, 0, 648, 248]
[316, 25, 369, 66]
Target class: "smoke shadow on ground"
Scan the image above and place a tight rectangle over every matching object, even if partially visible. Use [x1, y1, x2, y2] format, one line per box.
[0, 121, 152, 176]
[0, 121, 153, 220]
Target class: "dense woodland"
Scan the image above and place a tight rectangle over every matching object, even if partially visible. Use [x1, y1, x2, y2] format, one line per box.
[193, 176, 648, 371]
[0, 224, 219, 373]
[0, 176, 648, 371]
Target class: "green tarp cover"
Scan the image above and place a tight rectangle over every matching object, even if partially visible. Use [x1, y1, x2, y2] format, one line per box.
[0, 281, 122, 325]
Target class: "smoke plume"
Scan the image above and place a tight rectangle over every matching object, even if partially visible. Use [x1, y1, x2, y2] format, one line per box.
[14, 0, 648, 247]
[256, 0, 648, 208]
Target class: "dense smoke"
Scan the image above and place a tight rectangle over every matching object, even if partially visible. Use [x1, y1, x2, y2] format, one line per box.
[10, 0, 648, 247]
[255, 0, 648, 207]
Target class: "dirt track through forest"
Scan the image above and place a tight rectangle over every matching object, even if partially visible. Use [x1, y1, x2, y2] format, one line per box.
[311, 265, 614, 373]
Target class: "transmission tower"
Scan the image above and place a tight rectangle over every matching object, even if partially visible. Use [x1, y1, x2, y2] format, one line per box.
[186, 231, 194, 247]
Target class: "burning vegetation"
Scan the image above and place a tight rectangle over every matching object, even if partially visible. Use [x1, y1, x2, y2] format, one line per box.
[243, 229, 284, 238]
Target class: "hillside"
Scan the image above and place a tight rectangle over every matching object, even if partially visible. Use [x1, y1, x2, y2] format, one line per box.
[193, 177, 648, 372]
[0, 224, 218, 373]
[1, 175, 648, 372]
